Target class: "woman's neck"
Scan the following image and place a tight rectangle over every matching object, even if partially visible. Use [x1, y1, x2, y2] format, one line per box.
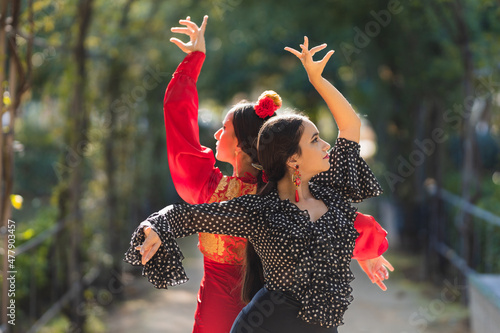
[232, 151, 258, 179]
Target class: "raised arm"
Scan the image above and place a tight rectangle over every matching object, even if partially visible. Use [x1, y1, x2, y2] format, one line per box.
[285, 36, 361, 142]
[164, 16, 223, 204]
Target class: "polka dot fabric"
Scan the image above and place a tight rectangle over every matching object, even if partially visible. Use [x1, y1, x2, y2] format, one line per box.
[124, 138, 383, 328]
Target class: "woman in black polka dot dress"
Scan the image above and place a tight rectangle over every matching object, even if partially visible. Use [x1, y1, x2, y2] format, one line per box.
[125, 37, 393, 332]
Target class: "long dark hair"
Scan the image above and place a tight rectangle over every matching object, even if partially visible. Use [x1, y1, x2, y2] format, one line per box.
[230, 100, 276, 304]
[232, 102, 268, 171]
[241, 114, 307, 303]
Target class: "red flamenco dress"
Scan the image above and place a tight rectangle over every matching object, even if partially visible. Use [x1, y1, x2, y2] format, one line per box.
[163, 51, 389, 333]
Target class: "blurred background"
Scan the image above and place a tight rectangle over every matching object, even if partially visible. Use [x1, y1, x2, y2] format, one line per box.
[1, 0, 499, 332]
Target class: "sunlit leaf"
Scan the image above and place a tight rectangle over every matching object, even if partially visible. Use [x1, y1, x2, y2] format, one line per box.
[3, 95, 11, 106]
[21, 229, 35, 240]
[10, 194, 23, 210]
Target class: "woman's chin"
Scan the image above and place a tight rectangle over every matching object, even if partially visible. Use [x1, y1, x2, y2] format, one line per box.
[215, 152, 229, 163]
[215, 150, 222, 160]
[321, 161, 330, 172]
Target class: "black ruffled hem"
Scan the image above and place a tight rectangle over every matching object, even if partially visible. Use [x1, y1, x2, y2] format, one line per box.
[123, 223, 188, 289]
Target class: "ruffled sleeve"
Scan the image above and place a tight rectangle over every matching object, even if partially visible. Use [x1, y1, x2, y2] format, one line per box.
[164, 51, 223, 204]
[124, 220, 188, 289]
[124, 196, 263, 288]
[311, 137, 383, 202]
[352, 212, 389, 260]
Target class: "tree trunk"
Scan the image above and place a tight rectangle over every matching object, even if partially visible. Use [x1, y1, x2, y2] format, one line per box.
[104, 0, 135, 298]
[1, 0, 32, 330]
[56, 0, 94, 330]
[0, 0, 8, 327]
[454, 0, 480, 273]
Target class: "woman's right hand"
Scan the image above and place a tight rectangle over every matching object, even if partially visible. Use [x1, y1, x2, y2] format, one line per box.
[170, 15, 208, 54]
[357, 255, 394, 291]
[138, 226, 162, 265]
[284, 36, 334, 84]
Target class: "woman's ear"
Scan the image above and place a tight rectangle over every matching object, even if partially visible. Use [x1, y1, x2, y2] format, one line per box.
[286, 154, 299, 169]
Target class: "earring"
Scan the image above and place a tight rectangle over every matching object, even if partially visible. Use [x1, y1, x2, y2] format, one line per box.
[292, 165, 301, 202]
[235, 151, 240, 178]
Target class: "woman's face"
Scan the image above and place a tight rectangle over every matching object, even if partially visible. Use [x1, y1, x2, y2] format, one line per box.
[294, 120, 331, 176]
[214, 109, 239, 164]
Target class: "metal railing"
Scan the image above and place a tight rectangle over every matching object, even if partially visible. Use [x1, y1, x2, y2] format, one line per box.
[427, 184, 500, 277]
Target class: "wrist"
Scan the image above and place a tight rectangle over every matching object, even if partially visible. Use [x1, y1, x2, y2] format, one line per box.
[194, 42, 206, 54]
[140, 221, 152, 230]
[308, 75, 324, 86]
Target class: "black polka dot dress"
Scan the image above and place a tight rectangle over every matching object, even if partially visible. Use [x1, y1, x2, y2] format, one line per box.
[125, 138, 383, 328]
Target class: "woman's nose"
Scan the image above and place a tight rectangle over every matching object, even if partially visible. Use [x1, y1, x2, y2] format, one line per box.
[214, 128, 222, 140]
[323, 140, 331, 151]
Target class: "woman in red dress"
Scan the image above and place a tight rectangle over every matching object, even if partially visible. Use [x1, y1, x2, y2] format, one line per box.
[142, 15, 392, 333]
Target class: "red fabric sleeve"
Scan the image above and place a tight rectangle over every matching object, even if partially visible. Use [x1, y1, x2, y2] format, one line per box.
[164, 51, 223, 205]
[352, 212, 389, 260]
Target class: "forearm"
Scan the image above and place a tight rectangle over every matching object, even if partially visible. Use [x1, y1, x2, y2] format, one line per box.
[148, 200, 257, 239]
[164, 52, 222, 203]
[310, 76, 361, 143]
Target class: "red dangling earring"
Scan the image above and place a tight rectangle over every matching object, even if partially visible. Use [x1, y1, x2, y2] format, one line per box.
[292, 165, 301, 202]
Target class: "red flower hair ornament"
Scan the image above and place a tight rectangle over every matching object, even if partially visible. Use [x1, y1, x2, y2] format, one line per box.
[254, 90, 282, 119]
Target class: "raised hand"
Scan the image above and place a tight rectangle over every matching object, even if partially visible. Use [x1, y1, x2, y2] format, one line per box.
[285, 36, 335, 83]
[170, 15, 208, 54]
[357, 255, 394, 291]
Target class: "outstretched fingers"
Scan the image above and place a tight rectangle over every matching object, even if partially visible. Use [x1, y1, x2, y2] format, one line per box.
[169, 37, 188, 50]
[309, 43, 327, 56]
[179, 17, 199, 32]
[374, 279, 388, 291]
[382, 257, 395, 272]
[284, 46, 302, 58]
[171, 16, 195, 34]
[286, 37, 333, 65]
[319, 49, 335, 63]
[170, 27, 192, 35]
[170, 15, 209, 54]
[199, 15, 208, 35]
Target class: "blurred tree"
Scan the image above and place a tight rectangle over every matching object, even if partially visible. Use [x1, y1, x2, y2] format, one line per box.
[1, 0, 33, 330]
[56, 0, 94, 330]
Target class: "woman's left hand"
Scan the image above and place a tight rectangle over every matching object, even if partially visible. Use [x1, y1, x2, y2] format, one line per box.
[356, 255, 394, 291]
[170, 15, 208, 54]
[285, 36, 334, 83]
[135, 226, 162, 265]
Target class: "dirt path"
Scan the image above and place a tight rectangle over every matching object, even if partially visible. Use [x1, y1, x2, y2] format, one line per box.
[106, 236, 469, 333]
